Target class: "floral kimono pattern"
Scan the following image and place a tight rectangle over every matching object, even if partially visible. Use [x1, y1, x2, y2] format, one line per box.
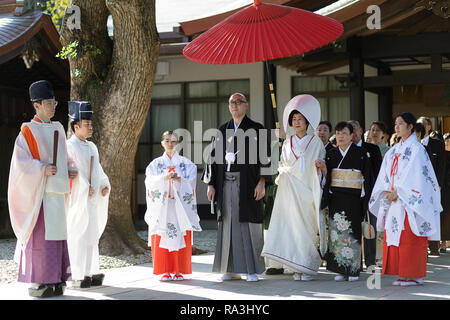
[369, 133, 442, 246]
[328, 211, 361, 275]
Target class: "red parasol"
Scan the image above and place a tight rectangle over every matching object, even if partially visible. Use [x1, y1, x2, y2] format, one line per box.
[183, 0, 344, 65]
[183, 0, 344, 135]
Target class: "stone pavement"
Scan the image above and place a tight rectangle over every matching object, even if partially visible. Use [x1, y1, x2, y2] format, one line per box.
[0, 250, 449, 301]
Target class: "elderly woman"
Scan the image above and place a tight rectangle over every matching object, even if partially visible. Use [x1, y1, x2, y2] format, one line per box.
[262, 95, 327, 281]
[369, 112, 442, 286]
[144, 131, 202, 281]
[322, 122, 373, 282]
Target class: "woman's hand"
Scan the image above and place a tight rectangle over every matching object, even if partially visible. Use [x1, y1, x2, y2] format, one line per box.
[385, 190, 398, 202]
[315, 159, 327, 176]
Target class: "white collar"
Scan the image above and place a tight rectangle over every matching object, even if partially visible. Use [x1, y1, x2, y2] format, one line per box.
[338, 142, 352, 157]
[72, 134, 89, 145]
[233, 120, 241, 132]
[294, 133, 310, 146]
[356, 139, 362, 147]
[163, 151, 180, 164]
[421, 135, 429, 146]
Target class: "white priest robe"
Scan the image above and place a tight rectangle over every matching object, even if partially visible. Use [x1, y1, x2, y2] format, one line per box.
[66, 135, 110, 280]
[369, 133, 442, 247]
[261, 134, 326, 275]
[144, 152, 202, 252]
[9, 117, 70, 263]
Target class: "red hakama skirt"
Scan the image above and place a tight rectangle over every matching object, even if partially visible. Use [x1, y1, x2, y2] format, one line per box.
[382, 214, 428, 278]
[151, 231, 192, 275]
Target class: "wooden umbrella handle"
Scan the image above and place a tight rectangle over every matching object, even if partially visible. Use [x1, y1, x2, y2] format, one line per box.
[89, 155, 94, 185]
[53, 130, 59, 166]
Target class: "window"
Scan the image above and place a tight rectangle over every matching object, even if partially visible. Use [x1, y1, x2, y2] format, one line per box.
[137, 79, 250, 172]
[291, 75, 350, 128]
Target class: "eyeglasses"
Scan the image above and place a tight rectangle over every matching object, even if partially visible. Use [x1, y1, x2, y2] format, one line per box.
[229, 99, 247, 105]
[41, 100, 58, 108]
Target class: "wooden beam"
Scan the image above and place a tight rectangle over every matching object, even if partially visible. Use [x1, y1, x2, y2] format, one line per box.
[361, 33, 450, 59]
[364, 71, 450, 88]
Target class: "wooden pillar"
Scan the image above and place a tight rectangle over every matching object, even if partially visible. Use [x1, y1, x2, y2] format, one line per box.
[377, 66, 393, 133]
[263, 62, 277, 130]
[348, 37, 365, 126]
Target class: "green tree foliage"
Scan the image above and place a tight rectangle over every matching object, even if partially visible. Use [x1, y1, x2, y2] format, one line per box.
[37, 0, 71, 31]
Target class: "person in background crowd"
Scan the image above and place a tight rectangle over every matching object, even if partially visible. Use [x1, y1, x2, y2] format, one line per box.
[416, 117, 445, 256]
[370, 122, 390, 157]
[440, 133, 450, 253]
[347, 120, 382, 269]
[318, 120, 335, 152]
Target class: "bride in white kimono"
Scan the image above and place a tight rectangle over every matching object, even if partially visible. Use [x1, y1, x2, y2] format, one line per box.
[262, 95, 326, 281]
[144, 131, 202, 281]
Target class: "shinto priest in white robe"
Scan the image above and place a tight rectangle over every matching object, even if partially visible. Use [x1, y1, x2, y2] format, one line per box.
[369, 133, 442, 247]
[67, 135, 110, 281]
[9, 116, 70, 270]
[144, 151, 202, 252]
[261, 95, 326, 275]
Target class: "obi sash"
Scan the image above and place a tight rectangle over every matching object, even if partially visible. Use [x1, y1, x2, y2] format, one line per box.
[330, 168, 363, 189]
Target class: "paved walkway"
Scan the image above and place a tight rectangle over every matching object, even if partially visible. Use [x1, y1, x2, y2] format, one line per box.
[0, 250, 449, 300]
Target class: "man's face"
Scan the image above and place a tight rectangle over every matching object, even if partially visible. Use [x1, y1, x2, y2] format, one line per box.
[417, 119, 431, 136]
[317, 124, 330, 144]
[34, 98, 57, 120]
[228, 94, 248, 119]
[349, 122, 362, 143]
[336, 127, 352, 147]
[75, 119, 93, 139]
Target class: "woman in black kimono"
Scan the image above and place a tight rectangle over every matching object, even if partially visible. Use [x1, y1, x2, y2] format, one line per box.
[322, 122, 373, 281]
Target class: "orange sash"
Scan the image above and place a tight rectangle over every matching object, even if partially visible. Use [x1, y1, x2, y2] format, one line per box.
[21, 124, 40, 160]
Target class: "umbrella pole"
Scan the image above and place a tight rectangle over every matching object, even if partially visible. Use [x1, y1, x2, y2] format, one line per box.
[264, 61, 282, 147]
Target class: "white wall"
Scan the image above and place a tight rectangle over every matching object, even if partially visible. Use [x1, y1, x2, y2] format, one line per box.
[154, 56, 265, 123]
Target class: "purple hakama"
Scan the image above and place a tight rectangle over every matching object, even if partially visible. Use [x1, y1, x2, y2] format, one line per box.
[17, 204, 71, 284]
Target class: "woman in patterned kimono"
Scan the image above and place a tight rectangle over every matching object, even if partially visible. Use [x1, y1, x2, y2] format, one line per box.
[144, 131, 202, 281]
[262, 95, 326, 281]
[322, 122, 373, 282]
[369, 112, 442, 286]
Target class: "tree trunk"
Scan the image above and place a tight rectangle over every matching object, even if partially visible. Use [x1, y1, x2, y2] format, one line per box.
[60, 0, 160, 255]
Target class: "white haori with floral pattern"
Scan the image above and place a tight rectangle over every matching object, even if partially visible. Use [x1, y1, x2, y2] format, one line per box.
[369, 133, 442, 246]
[144, 152, 202, 252]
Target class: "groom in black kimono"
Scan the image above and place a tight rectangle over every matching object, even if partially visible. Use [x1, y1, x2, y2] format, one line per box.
[205, 93, 272, 282]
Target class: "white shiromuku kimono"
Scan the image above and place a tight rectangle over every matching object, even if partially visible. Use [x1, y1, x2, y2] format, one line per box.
[369, 133, 442, 246]
[9, 118, 70, 262]
[144, 152, 202, 252]
[66, 135, 110, 280]
[261, 134, 326, 275]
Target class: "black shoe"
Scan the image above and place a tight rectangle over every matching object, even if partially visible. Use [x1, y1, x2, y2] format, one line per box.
[53, 282, 66, 296]
[91, 274, 105, 286]
[265, 268, 284, 275]
[80, 276, 92, 288]
[28, 284, 54, 298]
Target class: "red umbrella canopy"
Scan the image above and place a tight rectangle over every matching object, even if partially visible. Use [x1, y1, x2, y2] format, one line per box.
[183, 0, 344, 65]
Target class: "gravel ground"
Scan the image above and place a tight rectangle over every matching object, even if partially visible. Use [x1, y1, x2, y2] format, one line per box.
[0, 230, 217, 284]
